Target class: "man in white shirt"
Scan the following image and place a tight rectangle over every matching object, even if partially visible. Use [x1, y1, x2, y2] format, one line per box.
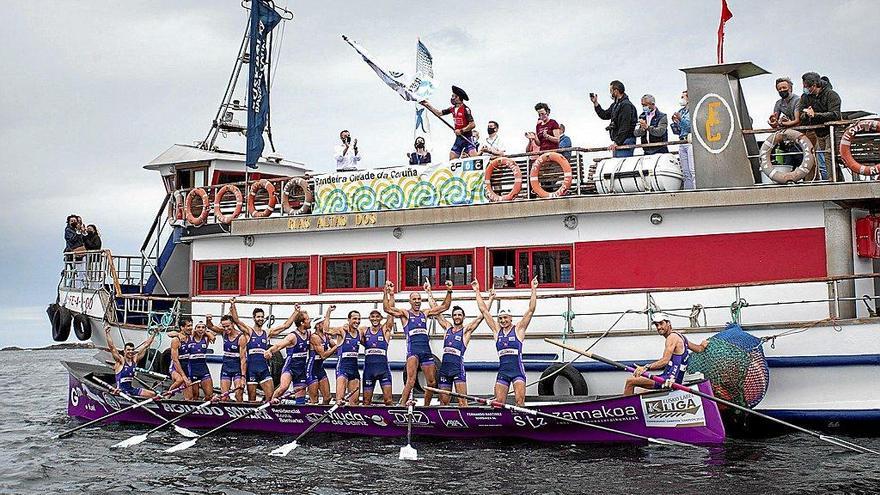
[479, 120, 506, 156]
[334, 130, 360, 171]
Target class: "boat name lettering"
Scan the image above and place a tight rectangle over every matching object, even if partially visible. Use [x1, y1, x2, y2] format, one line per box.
[288, 213, 377, 231]
[63, 294, 94, 311]
[272, 409, 305, 424]
[224, 406, 272, 420]
[640, 390, 706, 428]
[160, 403, 225, 416]
[513, 415, 547, 429]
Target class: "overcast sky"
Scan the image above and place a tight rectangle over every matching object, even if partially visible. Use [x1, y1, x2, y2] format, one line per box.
[2, 0, 878, 347]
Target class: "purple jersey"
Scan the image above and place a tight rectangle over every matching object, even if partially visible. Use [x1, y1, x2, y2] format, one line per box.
[441, 326, 467, 370]
[363, 326, 389, 365]
[286, 330, 311, 363]
[403, 310, 430, 354]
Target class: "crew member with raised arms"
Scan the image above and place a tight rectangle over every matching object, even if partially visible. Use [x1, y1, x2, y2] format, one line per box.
[264, 305, 312, 404]
[186, 320, 216, 401]
[361, 309, 395, 406]
[230, 298, 298, 402]
[206, 313, 247, 402]
[306, 308, 339, 404]
[168, 316, 193, 400]
[322, 306, 363, 405]
[624, 312, 708, 395]
[104, 324, 157, 399]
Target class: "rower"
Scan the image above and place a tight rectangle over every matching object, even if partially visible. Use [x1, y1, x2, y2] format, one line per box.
[187, 321, 215, 401]
[474, 277, 538, 407]
[361, 309, 394, 406]
[207, 313, 247, 402]
[265, 306, 311, 404]
[323, 306, 362, 405]
[230, 298, 298, 402]
[427, 283, 495, 406]
[104, 324, 157, 398]
[384, 279, 453, 406]
[624, 313, 708, 396]
[169, 316, 193, 400]
[306, 312, 339, 404]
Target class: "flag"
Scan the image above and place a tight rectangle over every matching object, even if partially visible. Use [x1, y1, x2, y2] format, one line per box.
[246, 0, 282, 169]
[717, 0, 733, 64]
[413, 39, 435, 150]
[343, 35, 419, 102]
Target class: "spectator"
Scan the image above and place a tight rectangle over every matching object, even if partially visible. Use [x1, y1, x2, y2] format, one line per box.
[468, 129, 481, 158]
[84, 224, 102, 250]
[408, 137, 432, 165]
[527, 103, 561, 153]
[83, 224, 103, 289]
[633, 94, 669, 155]
[768, 77, 802, 172]
[334, 130, 360, 172]
[64, 215, 85, 288]
[671, 90, 695, 189]
[793, 72, 842, 180]
[591, 80, 638, 157]
[480, 120, 507, 156]
[558, 124, 572, 160]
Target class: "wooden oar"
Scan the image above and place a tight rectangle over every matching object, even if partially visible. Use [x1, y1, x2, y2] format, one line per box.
[91, 376, 198, 438]
[423, 386, 696, 448]
[545, 338, 880, 455]
[268, 389, 358, 457]
[111, 384, 245, 449]
[164, 391, 296, 453]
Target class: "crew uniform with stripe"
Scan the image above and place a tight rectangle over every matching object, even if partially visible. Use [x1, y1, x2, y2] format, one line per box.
[170, 335, 190, 377]
[655, 332, 690, 389]
[220, 331, 244, 382]
[115, 361, 143, 396]
[336, 329, 361, 381]
[495, 326, 526, 387]
[187, 335, 211, 383]
[403, 310, 434, 366]
[438, 326, 467, 389]
[307, 332, 332, 386]
[281, 330, 311, 390]
[362, 326, 392, 391]
[247, 329, 272, 384]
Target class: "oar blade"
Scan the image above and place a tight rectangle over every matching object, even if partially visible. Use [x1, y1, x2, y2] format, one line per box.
[164, 439, 198, 453]
[111, 433, 148, 449]
[269, 441, 298, 457]
[398, 444, 418, 461]
[647, 437, 702, 449]
[174, 425, 199, 438]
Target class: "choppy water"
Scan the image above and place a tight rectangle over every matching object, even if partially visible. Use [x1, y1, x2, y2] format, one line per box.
[0, 349, 878, 494]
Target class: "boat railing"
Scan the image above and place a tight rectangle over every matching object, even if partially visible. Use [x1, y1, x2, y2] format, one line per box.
[60, 249, 151, 295]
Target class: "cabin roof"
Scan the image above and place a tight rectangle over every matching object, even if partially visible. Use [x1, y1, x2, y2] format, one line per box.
[144, 144, 310, 173]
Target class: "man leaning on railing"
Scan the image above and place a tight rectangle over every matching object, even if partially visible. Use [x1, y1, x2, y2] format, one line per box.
[777, 72, 842, 181]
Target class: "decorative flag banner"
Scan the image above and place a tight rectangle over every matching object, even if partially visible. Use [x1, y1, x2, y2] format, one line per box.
[717, 0, 733, 64]
[413, 39, 435, 149]
[246, 0, 282, 168]
[343, 35, 420, 102]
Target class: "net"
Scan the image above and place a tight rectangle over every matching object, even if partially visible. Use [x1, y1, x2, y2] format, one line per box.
[687, 322, 770, 408]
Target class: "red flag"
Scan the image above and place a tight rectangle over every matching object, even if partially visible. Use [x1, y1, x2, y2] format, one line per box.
[717, 0, 733, 64]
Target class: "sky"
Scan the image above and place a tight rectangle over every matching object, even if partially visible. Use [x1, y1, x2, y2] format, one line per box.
[1, 0, 878, 348]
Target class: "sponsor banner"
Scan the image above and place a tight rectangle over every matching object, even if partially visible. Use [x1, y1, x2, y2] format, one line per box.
[313, 159, 489, 214]
[640, 389, 706, 428]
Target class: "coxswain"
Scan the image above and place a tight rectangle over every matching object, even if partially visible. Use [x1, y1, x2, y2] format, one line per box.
[427, 283, 495, 406]
[206, 313, 247, 402]
[361, 309, 395, 406]
[168, 316, 193, 400]
[186, 321, 216, 401]
[624, 313, 708, 396]
[104, 324, 157, 398]
[322, 306, 362, 405]
[421, 85, 478, 160]
[306, 310, 340, 404]
[474, 277, 538, 407]
[230, 298, 298, 402]
[265, 306, 311, 404]
[384, 279, 453, 406]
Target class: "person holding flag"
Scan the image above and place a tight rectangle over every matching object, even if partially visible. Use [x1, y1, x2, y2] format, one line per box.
[420, 86, 477, 160]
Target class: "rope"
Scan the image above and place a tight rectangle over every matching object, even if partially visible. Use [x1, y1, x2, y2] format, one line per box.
[760, 317, 841, 349]
[730, 297, 749, 324]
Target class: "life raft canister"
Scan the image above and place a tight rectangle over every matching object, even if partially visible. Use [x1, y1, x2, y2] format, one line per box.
[840, 120, 880, 176]
[759, 129, 815, 183]
[529, 152, 573, 198]
[282, 177, 313, 215]
[185, 188, 210, 226]
[214, 184, 243, 224]
[248, 179, 278, 218]
[484, 157, 523, 202]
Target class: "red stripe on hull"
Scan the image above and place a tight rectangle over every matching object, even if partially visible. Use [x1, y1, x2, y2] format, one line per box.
[574, 228, 827, 289]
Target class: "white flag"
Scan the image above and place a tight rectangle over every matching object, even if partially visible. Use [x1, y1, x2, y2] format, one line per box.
[413, 39, 435, 150]
[342, 35, 419, 102]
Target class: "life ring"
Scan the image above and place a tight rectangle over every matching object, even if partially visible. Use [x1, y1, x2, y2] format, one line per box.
[484, 157, 523, 202]
[213, 184, 243, 224]
[759, 129, 815, 183]
[167, 190, 185, 225]
[184, 188, 210, 226]
[247, 179, 278, 218]
[840, 120, 880, 176]
[73, 313, 92, 341]
[401, 353, 442, 393]
[537, 363, 589, 396]
[530, 152, 573, 198]
[52, 307, 72, 342]
[282, 177, 314, 215]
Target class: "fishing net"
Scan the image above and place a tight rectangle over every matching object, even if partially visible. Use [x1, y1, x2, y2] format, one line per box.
[687, 322, 770, 408]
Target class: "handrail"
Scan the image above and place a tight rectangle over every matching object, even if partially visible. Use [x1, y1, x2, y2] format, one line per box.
[103, 250, 123, 295]
[141, 192, 172, 253]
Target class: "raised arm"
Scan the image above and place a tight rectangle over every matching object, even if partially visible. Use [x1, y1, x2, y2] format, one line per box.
[205, 314, 223, 333]
[425, 280, 453, 317]
[420, 100, 444, 118]
[465, 287, 496, 334]
[268, 303, 301, 337]
[383, 281, 406, 318]
[264, 334, 295, 359]
[424, 280, 451, 330]
[688, 338, 709, 353]
[104, 324, 122, 365]
[310, 332, 340, 359]
[229, 298, 253, 336]
[238, 333, 248, 377]
[516, 277, 539, 337]
[382, 314, 395, 339]
[472, 280, 498, 334]
[134, 332, 156, 362]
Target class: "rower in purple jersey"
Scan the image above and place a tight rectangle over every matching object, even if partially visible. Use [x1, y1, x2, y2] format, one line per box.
[307, 311, 340, 404]
[427, 284, 495, 406]
[104, 324, 157, 398]
[624, 312, 708, 395]
[186, 321, 216, 401]
[169, 316, 194, 400]
[361, 309, 394, 406]
[265, 307, 312, 404]
[474, 277, 538, 407]
[206, 313, 247, 402]
[323, 306, 363, 405]
[384, 279, 453, 406]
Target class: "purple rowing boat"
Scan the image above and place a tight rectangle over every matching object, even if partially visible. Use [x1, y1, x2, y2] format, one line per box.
[63, 361, 725, 445]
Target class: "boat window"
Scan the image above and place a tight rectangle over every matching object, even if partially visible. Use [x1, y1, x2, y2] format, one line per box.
[439, 254, 472, 288]
[250, 258, 309, 293]
[405, 255, 436, 288]
[491, 250, 516, 288]
[532, 249, 572, 285]
[324, 260, 353, 290]
[322, 255, 386, 292]
[356, 259, 386, 289]
[490, 246, 572, 288]
[253, 262, 279, 291]
[198, 261, 239, 294]
[282, 261, 309, 290]
[402, 251, 473, 289]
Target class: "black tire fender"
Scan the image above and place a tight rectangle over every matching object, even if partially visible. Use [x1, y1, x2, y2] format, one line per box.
[52, 307, 72, 342]
[73, 313, 91, 341]
[538, 363, 589, 396]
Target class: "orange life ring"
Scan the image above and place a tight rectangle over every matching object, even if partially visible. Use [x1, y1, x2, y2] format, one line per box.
[247, 179, 278, 218]
[213, 184, 243, 224]
[530, 152, 573, 198]
[484, 158, 522, 202]
[167, 190, 185, 224]
[840, 120, 880, 176]
[184, 188, 210, 226]
[282, 177, 314, 215]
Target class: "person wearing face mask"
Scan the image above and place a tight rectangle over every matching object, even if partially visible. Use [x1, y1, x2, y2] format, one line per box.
[526, 102, 561, 153]
[408, 137, 432, 165]
[671, 90, 695, 189]
[420, 85, 477, 160]
[767, 78, 803, 173]
[591, 80, 638, 157]
[633, 94, 669, 155]
[790, 72, 842, 180]
[334, 129, 361, 172]
[480, 120, 507, 157]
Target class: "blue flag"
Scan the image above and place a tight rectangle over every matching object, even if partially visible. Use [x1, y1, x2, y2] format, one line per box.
[246, 0, 282, 169]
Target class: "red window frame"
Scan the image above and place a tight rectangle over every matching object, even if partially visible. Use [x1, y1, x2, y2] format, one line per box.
[321, 254, 388, 293]
[489, 245, 573, 289]
[401, 250, 475, 290]
[250, 257, 310, 294]
[196, 259, 241, 295]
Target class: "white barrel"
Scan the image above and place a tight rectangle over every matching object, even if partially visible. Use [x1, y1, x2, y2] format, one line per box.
[594, 153, 684, 194]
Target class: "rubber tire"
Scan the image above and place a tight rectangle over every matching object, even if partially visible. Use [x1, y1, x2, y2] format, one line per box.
[401, 353, 441, 393]
[159, 348, 172, 375]
[73, 313, 91, 341]
[270, 352, 285, 388]
[52, 307, 72, 342]
[538, 363, 589, 396]
[47, 303, 59, 328]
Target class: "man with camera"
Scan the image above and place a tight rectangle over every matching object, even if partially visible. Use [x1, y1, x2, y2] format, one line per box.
[334, 129, 361, 172]
[590, 80, 638, 158]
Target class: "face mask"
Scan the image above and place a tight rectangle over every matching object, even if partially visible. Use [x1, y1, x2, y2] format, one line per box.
[487, 127, 496, 134]
[642, 106, 651, 114]
[450, 97, 457, 105]
[415, 142, 425, 149]
[778, 90, 790, 99]
[803, 87, 810, 95]
[679, 98, 687, 107]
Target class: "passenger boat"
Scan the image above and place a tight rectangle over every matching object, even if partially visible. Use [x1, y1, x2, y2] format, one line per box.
[50, 2, 880, 429]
